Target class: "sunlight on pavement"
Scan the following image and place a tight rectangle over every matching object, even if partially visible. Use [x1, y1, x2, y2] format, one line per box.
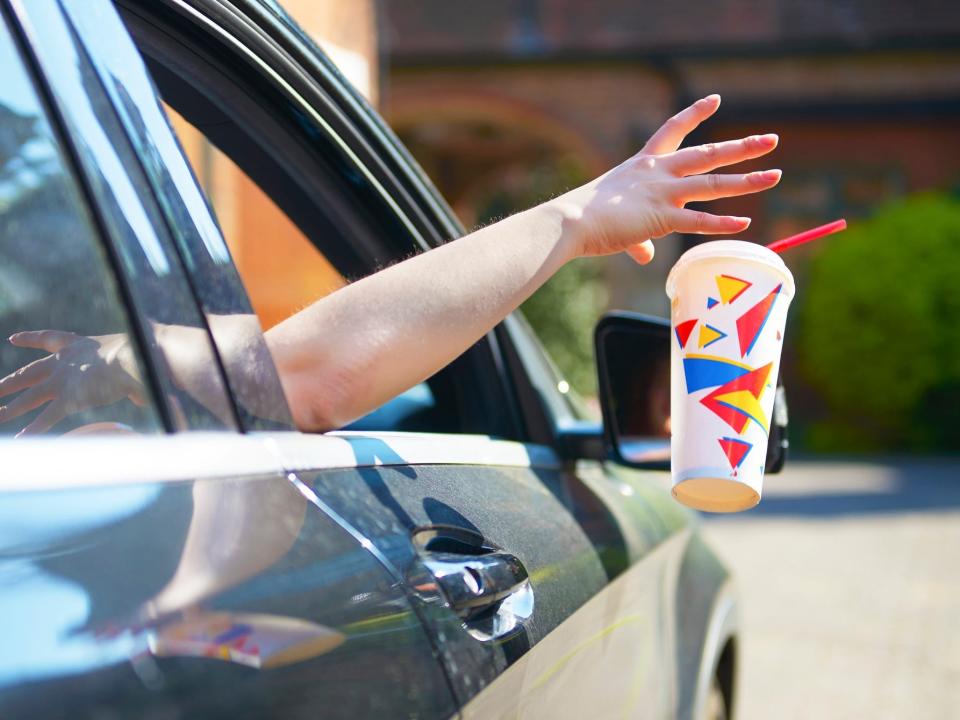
[701, 459, 960, 720]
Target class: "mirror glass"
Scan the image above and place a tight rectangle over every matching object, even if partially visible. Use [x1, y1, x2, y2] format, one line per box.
[596, 314, 672, 467]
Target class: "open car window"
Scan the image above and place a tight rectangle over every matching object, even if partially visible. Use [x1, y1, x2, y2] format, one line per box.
[163, 103, 448, 432]
[115, 2, 504, 435]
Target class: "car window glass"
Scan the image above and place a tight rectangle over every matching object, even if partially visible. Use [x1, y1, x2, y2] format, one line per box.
[59, 0, 295, 432]
[11, 0, 240, 432]
[0, 14, 161, 438]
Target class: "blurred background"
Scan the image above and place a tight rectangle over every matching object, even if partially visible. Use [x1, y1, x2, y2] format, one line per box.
[178, 3, 960, 715]
[234, 0, 960, 455]
[377, 0, 960, 455]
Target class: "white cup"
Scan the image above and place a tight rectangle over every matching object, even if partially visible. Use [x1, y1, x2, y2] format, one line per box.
[665, 240, 795, 512]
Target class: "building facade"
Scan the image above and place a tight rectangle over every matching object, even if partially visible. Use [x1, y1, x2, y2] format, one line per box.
[381, 0, 960, 314]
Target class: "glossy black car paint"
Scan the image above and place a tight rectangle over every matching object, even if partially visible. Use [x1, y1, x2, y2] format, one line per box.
[0, 469, 458, 719]
[0, 0, 740, 717]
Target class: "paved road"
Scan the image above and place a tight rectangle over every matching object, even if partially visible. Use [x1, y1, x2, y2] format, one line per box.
[699, 458, 960, 720]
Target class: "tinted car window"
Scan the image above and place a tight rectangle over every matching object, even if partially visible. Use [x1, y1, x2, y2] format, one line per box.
[60, 0, 295, 431]
[0, 14, 161, 437]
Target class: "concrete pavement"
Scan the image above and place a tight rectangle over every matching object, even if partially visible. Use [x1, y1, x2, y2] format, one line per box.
[700, 458, 960, 720]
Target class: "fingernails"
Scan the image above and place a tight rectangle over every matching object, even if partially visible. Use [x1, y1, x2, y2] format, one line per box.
[757, 133, 779, 147]
[756, 169, 782, 183]
[729, 216, 751, 227]
[698, 94, 721, 106]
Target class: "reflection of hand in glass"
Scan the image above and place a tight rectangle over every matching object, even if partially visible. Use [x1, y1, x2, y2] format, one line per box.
[0, 330, 145, 435]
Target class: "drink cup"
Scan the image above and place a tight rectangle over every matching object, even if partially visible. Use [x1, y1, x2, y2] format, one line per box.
[665, 240, 795, 512]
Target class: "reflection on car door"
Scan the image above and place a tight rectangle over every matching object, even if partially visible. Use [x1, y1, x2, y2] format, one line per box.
[266, 431, 678, 718]
[0, 435, 458, 719]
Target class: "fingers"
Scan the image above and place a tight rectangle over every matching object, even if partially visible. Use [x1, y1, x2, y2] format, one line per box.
[0, 355, 55, 398]
[0, 384, 54, 425]
[665, 134, 778, 176]
[16, 401, 66, 437]
[642, 94, 721, 156]
[626, 240, 655, 265]
[668, 209, 751, 235]
[9, 330, 80, 353]
[675, 169, 781, 202]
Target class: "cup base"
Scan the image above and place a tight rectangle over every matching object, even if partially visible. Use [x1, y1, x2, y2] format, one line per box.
[672, 477, 760, 513]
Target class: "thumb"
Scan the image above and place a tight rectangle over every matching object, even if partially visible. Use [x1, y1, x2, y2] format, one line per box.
[626, 240, 655, 265]
[9, 330, 81, 353]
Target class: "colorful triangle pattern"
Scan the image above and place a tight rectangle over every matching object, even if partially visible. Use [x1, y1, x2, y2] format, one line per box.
[707, 297, 719, 309]
[716, 275, 751, 305]
[719, 437, 752, 469]
[700, 362, 773, 434]
[736, 283, 782, 357]
[698, 324, 727, 349]
[675, 319, 697, 349]
[682, 355, 752, 394]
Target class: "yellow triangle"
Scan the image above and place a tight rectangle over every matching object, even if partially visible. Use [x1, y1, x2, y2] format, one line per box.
[713, 390, 769, 432]
[698, 324, 724, 348]
[716, 275, 750, 304]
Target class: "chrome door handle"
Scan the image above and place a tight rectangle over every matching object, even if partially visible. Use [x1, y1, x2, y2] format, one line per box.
[423, 550, 529, 620]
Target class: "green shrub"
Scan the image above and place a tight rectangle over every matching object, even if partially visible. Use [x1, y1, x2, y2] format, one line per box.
[798, 191, 960, 452]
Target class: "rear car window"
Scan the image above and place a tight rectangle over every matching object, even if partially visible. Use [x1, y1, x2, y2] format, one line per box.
[0, 14, 162, 438]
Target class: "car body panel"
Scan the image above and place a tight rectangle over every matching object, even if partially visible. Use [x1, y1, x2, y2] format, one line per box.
[0, 434, 458, 719]
[266, 431, 685, 715]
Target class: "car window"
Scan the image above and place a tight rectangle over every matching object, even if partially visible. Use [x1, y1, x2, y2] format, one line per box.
[110, 5, 503, 434]
[165, 105, 347, 331]
[163, 105, 454, 433]
[162, 103, 449, 432]
[57, 0, 296, 432]
[0, 13, 162, 438]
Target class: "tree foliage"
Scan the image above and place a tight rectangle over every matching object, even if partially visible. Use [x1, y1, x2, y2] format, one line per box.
[798, 191, 960, 452]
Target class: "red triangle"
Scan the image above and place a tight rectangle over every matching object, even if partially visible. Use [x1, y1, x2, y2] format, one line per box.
[675, 319, 697, 349]
[736, 284, 782, 357]
[700, 362, 773, 433]
[719, 438, 752, 469]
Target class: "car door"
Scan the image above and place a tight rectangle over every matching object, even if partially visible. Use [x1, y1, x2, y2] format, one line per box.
[90, 1, 685, 717]
[0, 2, 459, 717]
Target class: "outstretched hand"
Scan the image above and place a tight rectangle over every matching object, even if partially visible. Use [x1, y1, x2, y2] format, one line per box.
[0, 330, 145, 436]
[558, 94, 780, 264]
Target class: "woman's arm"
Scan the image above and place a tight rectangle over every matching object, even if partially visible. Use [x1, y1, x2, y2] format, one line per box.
[267, 95, 782, 431]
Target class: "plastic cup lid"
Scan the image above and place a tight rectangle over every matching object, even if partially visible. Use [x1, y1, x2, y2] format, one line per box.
[666, 240, 795, 298]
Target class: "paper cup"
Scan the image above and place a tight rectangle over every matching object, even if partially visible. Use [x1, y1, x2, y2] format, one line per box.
[665, 241, 795, 512]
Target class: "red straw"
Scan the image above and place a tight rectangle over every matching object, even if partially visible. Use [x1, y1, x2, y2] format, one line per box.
[767, 219, 847, 254]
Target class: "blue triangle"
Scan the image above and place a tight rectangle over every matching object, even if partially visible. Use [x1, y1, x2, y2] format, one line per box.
[707, 297, 719, 309]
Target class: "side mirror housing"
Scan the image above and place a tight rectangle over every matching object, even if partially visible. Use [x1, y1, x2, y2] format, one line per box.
[594, 311, 788, 473]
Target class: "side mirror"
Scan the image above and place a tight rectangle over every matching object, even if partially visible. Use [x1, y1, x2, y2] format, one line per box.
[594, 312, 788, 472]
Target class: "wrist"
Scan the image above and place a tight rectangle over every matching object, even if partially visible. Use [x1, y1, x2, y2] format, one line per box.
[540, 194, 586, 264]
